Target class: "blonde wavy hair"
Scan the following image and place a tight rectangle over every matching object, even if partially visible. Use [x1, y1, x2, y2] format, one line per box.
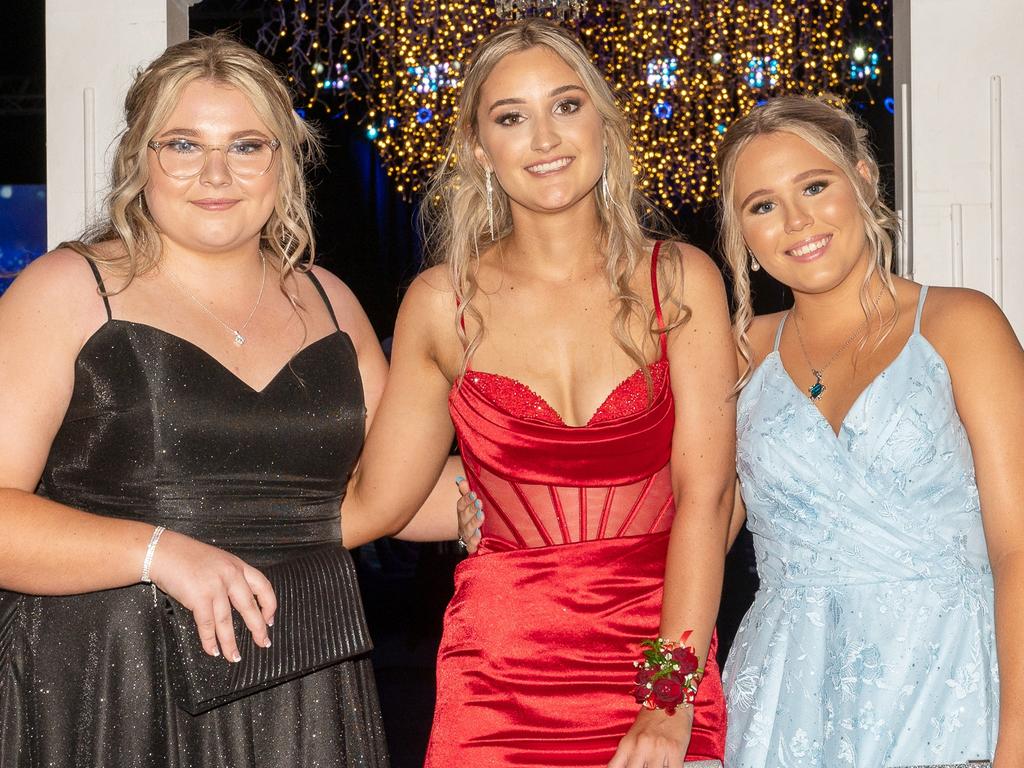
[716, 95, 900, 387]
[63, 32, 322, 295]
[419, 19, 684, 385]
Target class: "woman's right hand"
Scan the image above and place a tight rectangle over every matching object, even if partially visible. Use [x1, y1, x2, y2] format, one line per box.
[147, 529, 276, 662]
[456, 476, 483, 554]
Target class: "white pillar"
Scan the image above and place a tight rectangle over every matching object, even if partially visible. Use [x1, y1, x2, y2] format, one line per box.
[894, 0, 1024, 336]
[44, 0, 197, 248]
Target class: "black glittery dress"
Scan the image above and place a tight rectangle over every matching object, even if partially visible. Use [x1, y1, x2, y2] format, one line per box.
[0, 262, 389, 768]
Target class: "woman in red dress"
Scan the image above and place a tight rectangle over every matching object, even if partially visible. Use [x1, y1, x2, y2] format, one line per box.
[343, 19, 735, 766]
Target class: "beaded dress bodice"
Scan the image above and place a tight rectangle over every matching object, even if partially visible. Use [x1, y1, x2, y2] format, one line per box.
[448, 243, 676, 551]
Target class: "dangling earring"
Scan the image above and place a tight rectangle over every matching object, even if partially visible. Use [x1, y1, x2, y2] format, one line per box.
[485, 169, 495, 241]
[601, 150, 611, 203]
[748, 249, 761, 272]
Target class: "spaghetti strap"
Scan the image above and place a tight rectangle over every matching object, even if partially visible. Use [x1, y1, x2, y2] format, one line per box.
[773, 313, 788, 352]
[82, 255, 112, 321]
[649, 241, 668, 360]
[913, 285, 929, 335]
[306, 270, 340, 331]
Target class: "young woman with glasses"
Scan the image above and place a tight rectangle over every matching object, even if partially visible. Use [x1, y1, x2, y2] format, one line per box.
[0, 34, 464, 767]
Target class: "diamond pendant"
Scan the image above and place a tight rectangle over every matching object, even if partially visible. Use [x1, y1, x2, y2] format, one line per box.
[808, 370, 826, 401]
[233, 332, 246, 346]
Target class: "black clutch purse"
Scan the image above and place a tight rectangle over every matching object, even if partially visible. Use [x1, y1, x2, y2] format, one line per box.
[161, 545, 372, 715]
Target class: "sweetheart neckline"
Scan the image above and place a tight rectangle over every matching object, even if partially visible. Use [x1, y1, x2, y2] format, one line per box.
[78, 320, 346, 395]
[457, 359, 669, 428]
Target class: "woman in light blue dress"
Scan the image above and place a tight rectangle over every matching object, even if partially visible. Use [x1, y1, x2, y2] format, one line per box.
[715, 96, 1023, 767]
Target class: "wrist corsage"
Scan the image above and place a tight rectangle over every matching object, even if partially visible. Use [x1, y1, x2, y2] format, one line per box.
[631, 631, 703, 716]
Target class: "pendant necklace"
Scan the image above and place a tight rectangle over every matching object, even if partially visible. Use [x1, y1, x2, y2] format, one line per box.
[790, 286, 884, 401]
[165, 251, 267, 347]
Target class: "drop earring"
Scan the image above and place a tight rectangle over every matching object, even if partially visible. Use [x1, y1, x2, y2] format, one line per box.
[486, 169, 495, 241]
[748, 249, 761, 272]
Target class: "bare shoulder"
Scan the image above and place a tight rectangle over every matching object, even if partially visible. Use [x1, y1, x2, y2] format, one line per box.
[922, 286, 1020, 352]
[748, 311, 787, 364]
[657, 240, 727, 318]
[306, 266, 384, 359]
[308, 265, 366, 319]
[0, 248, 108, 344]
[6, 248, 97, 300]
[662, 241, 726, 291]
[400, 264, 456, 321]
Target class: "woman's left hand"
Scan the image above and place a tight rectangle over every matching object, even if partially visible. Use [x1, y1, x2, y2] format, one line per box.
[606, 706, 693, 768]
[455, 476, 483, 554]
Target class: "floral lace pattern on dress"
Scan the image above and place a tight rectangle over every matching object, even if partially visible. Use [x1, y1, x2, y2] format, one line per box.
[724, 293, 999, 768]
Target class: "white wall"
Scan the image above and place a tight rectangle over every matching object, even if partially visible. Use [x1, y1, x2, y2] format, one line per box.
[44, 0, 196, 248]
[894, 0, 1023, 336]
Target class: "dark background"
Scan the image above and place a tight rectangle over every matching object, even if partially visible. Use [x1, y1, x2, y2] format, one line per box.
[1, 1, 893, 763]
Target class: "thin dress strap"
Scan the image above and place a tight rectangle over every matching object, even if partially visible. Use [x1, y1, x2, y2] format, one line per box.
[305, 270, 340, 331]
[82, 255, 112, 321]
[913, 285, 929, 335]
[773, 313, 788, 352]
[649, 241, 668, 360]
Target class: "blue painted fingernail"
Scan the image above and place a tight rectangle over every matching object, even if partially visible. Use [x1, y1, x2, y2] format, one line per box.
[475, 510, 484, 520]
[474, 499, 483, 509]
[469, 492, 478, 501]
[455, 475, 465, 485]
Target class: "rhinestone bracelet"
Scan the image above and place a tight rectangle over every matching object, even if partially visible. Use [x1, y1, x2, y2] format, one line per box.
[140, 525, 166, 584]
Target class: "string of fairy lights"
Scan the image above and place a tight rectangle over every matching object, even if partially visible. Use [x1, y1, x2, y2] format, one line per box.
[260, 1, 890, 209]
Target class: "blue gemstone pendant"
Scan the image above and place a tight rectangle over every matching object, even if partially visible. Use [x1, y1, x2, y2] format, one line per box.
[808, 371, 826, 401]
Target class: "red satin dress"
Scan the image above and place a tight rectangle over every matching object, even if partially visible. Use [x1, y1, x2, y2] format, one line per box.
[424, 243, 726, 767]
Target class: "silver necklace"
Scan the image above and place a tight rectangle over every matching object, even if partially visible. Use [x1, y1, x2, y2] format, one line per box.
[165, 251, 267, 346]
[790, 285, 885, 401]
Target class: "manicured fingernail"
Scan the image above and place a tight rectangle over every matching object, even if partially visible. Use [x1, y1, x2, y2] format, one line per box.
[267, 619, 274, 627]
[474, 499, 483, 509]
[232, 652, 242, 663]
[212, 648, 220, 658]
[263, 638, 272, 648]
[469, 492, 477, 501]
[455, 475, 465, 485]
[475, 510, 484, 521]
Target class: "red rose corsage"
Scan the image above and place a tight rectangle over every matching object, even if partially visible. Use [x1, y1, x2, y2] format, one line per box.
[631, 631, 703, 716]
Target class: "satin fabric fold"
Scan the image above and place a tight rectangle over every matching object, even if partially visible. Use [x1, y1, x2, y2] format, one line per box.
[429, 242, 726, 765]
[448, 368, 674, 487]
[427, 533, 725, 766]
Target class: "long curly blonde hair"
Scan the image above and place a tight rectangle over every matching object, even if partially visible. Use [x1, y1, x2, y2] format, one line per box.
[63, 33, 322, 295]
[419, 19, 684, 383]
[716, 95, 900, 387]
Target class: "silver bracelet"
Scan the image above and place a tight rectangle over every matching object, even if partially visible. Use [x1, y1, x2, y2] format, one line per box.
[140, 525, 166, 584]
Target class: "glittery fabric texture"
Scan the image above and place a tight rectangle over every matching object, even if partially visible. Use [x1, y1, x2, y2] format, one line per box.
[0, 271, 389, 768]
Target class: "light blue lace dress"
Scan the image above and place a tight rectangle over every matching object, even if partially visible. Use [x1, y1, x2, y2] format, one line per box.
[724, 287, 999, 767]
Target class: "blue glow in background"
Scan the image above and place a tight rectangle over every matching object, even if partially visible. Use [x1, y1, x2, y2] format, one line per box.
[0, 185, 46, 295]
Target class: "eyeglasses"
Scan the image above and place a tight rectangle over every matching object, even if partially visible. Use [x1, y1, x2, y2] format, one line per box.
[147, 137, 280, 179]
